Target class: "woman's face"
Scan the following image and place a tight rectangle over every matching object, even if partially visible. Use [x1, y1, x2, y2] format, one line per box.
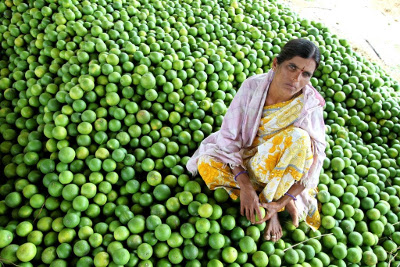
[272, 56, 316, 96]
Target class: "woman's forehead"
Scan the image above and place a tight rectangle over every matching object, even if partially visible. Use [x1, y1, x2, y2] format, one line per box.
[285, 56, 316, 72]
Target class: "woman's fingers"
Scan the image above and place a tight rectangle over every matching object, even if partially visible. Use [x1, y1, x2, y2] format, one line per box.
[254, 205, 262, 223]
[249, 208, 254, 224]
[255, 214, 269, 224]
[245, 208, 251, 222]
[246, 206, 256, 224]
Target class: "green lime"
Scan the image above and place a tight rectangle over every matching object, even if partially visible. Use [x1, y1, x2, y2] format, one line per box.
[16, 242, 37, 262]
[94, 252, 110, 267]
[112, 248, 130, 265]
[0, 230, 13, 248]
[239, 236, 256, 253]
[269, 254, 282, 267]
[222, 246, 238, 263]
[195, 218, 211, 233]
[155, 224, 172, 241]
[332, 243, 347, 260]
[207, 259, 224, 267]
[322, 234, 337, 249]
[348, 232, 363, 246]
[302, 245, 316, 260]
[73, 240, 90, 257]
[16, 221, 33, 237]
[369, 220, 384, 236]
[321, 215, 336, 229]
[198, 203, 213, 218]
[183, 244, 199, 261]
[137, 243, 153, 260]
[5, 192, 22, 208]
[362, 251, 378, 266]
[221, 215, 236, 230]
[153, 184, 171, 201]
[252, 250, 268, 266]
[114, 226, 130, 241]
[284, 249, 299, 265]
[168, 247, 184, 264]
[72, 195, 89, 211]
[209, 233, 225, 249]
[58, 147, 76, 163]
[292, 229, 306, 242]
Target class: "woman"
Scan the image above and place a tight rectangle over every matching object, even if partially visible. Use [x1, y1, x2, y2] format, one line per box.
[186, 38, 326, 242]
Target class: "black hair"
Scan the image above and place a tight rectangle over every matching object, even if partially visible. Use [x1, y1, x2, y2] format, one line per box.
[276, 38, 321, 70]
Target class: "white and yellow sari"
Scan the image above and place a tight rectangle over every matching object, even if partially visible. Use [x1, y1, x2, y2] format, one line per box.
[198, 94, 321, 230]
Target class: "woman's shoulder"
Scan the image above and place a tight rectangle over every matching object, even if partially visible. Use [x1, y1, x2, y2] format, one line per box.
[239, 73, 272, 93]
[245, 73, 271, 84]
[303, 84, 325, 108]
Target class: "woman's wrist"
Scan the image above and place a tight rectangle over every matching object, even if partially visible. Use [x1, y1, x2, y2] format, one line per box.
[234, 170, 248, 182]
[284, 192, 297, 201]
[236, 174, 254, 191]
[277, 194, 292, 208]
[278, 183, 305, 207]
[232, 167, 250, 186]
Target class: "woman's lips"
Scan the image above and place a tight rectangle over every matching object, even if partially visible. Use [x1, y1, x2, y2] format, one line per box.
[286, 83, 296, 90]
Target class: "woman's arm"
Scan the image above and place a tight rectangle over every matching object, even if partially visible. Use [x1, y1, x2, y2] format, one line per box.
[260, 182, 305, 221]
[277, 182, 305, 208]
[232, 166, 264, 224]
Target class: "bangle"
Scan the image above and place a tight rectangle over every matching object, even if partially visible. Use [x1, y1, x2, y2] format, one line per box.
[234, 170, 248, 182]
[284, 192, 297, 201]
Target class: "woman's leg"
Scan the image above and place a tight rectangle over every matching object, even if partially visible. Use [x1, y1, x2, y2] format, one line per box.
[247, 127, 313, 241]
[285, 199, 299, 227]
[197, 155, 241, 200]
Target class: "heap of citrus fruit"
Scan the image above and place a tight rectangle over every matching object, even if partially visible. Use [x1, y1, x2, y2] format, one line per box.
[0, 0, 400, 266]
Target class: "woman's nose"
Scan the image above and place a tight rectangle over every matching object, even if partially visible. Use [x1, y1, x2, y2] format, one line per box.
[292, 71, 302, 82]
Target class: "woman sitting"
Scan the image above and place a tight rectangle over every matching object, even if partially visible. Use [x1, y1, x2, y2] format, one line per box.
[186, 38, 326, 242]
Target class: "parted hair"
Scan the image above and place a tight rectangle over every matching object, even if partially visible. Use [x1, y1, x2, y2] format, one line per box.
[276, 38, 321, 70]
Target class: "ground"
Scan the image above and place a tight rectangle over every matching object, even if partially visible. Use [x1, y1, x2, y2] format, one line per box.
[283, 0, 400, 82]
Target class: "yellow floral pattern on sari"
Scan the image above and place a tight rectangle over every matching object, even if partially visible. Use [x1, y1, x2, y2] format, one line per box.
[197, 94, 321, 230]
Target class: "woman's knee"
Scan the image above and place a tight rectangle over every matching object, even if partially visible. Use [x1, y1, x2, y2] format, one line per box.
[290, 127, 311, 147]
[197, 156, 213, 177]
[197, 156, 229, 180]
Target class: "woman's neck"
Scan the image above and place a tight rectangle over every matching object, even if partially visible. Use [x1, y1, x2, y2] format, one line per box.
[266, 81, 296, 106]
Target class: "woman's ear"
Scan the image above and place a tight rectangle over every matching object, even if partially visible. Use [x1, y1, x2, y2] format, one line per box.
[272, 58, 278, 70]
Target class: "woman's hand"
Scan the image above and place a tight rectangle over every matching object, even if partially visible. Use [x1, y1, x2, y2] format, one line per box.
[261, 199, 299, 227]
[234, 171, 267, 224]
[260, 201, 284, 221]
[261, 182, 305, 225]
[239, 184, 265, 224]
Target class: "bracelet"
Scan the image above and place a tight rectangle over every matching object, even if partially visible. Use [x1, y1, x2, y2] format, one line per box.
[234, 170, 248, 182]
[284, 192, 297, 201]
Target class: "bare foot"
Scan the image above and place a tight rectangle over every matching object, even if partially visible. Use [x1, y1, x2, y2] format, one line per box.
[263, 213, 282, 242]
[286, 199, 299, 227]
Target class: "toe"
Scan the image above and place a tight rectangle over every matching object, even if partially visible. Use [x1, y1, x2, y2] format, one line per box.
[265, 234, 271, 241]
[264, 229, 272, 241]
[264, 226, 273, 241]
[271, 229, 279, 242]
